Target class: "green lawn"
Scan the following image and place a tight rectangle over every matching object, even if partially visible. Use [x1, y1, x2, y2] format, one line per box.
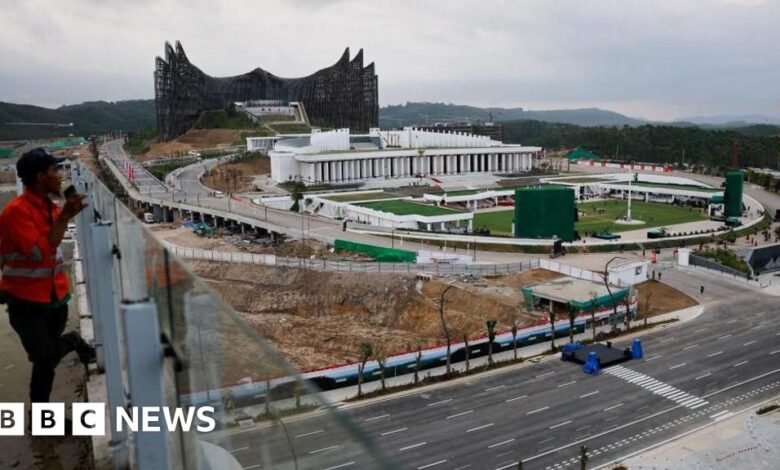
[357, 200, 459, 216]
[545, 177, 611, 184]
[323, 192, 395, 202]
[473, 200, 708, 235]
[605, 181, 721, 192]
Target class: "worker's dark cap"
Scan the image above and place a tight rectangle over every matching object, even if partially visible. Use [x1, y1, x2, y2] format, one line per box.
[16, 148, 67, 181]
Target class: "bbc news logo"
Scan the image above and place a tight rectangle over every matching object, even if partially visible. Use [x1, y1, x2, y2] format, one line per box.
[0, 403, 216, 436]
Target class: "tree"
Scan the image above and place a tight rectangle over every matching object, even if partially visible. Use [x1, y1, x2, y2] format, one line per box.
[413, 345, 423, 384]
[357, 342, 373, 397]
[463, 333, 471, 371]
[567, 305, 577, 343]
[486, 320, 497, 365]
[376, 350, 387, 391]
[289, 181, 305, 212]
[548, 309, 557, 351]
[439, 285, 456, 376]
[511, 324, 518, 360]
[589, 291, 599, 340]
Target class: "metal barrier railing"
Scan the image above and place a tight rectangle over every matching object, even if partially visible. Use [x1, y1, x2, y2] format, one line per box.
[71, 164, 395, 469]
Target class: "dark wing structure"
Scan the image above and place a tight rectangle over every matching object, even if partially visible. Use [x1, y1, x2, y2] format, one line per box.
[154, 41, 378, 140]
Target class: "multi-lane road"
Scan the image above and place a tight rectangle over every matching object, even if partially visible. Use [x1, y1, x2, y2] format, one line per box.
[201, 270, 780, 469]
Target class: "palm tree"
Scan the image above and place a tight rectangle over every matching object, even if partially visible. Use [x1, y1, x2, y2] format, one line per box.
[357, 342, 373, 397]
[486, 320, 497, 365]
[511, 325, 518, 360]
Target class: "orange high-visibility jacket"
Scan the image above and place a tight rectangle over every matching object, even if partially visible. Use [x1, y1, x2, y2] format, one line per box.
[0, 189, 69, 303]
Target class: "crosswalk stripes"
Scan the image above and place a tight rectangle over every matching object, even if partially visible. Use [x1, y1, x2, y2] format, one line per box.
[604, 365, 708, 409]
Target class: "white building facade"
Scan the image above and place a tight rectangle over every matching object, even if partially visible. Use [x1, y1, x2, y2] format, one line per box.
[254, 127, 542, 184]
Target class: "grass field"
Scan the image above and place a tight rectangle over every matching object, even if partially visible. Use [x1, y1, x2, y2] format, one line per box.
[443, 185, 529, 197]
[357, 200, 459, 216]
[605, 181, 721, 192]
[324, 192, 395, 202]
[473, 200, 708, 235]
[546, 177, 611, 184]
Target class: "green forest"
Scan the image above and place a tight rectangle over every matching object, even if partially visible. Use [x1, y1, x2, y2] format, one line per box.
[502, 120, 780, 169]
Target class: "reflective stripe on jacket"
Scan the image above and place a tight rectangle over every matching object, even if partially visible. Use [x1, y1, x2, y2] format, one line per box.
[0, 189, 70, 304]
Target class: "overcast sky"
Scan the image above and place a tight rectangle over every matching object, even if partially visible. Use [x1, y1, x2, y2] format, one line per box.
[1, 0, 778, 121]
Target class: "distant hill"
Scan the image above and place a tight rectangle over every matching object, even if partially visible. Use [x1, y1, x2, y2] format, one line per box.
[380, 102, 646, 128]
[676, 114, 780, 126]
[0, 100, 156, 140]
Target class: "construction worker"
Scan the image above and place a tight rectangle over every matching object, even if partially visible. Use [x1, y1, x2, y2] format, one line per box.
[0, 148, 95, 404]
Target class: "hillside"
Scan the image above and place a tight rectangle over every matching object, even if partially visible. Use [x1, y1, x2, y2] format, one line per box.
[379, 102, 646, 128]
[502, 120, 780, 169]
[0, 100, 156, 140]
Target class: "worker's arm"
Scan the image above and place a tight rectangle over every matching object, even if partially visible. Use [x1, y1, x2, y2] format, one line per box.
[46, 195, 86, 249]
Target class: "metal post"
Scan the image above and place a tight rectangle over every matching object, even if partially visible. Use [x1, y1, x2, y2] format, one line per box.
[87, 222, 130, 467]
[80, 202, 106, 369]
[122, 301, 171, 470]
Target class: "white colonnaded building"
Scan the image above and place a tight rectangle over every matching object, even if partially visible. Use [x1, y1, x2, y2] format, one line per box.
[248, 127, 542, 184]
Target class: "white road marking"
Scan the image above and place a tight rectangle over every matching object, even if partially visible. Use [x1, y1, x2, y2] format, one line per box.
[527, 406, 549, 415]
[558, 380, 577, 388]
[505, 395, 527, 403]
[683, 344, 699, 350]
[770, 350, 780, 355]
[710, 410, 732, 420]
[693, 328, 707, 333]
[726, 320, 738, 324]
[447, 410, 474, 419]
[708, 351, 723, 357]
[579, 390, 600, 398]
[734, 361, 749, 367]
[645, 355, 663, 361]
[295, 429, 325, 438]
[603, 403, 623, 412]
[467, 423, 494, 433]
[489, 438, 516, 448]
[322, 463, 355, 470]
[231, 447, 249, 453]
[485, 385, 506, 392]
[309, 445, 339, 454]
[605, 365, 708, 409]
[669, 363, 687, 370]
[380, 427, 407, 436]
[426, 399, 453, 407]
[399, 442, 427, 452]
[364, 414, 389, 422]
[242, 465, 261, 470]
[549, 420, 572, 429]
[743, 340, 757, 346]
[539, 437, 555, 444]
[718, 334, 733, 340]
[536, 371, 555, 379]
[695, 373, 712, 380]
[417, 460, 447, 469]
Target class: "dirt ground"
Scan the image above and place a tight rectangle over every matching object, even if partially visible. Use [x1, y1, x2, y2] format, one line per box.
[201, 156, 271, 192]
[141, 129, 247, 161]
[150, 225, 372, 260]
[635, 280, 698, 318]
[190, 263, 560, 371]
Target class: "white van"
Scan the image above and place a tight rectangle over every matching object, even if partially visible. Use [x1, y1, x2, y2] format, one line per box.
[143, 212, 156, 223]
[213, 191, 225, 198]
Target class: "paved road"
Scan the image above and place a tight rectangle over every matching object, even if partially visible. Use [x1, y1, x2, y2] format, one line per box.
[199, 270, 780, 470]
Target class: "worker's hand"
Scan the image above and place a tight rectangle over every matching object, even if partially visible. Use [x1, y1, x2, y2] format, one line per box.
[62, 193, 88, 219]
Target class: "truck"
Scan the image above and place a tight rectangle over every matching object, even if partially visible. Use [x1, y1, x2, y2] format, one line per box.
[143, 212, 156, 224]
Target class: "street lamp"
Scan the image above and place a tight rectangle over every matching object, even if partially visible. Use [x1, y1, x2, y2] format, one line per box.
[439, 284, 456, 376]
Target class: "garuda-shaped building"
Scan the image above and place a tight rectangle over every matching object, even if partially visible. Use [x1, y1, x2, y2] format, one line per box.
[154, 41, 378, 140]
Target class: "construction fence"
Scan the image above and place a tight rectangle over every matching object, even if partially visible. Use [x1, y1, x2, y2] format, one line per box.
[163, 243, 540, 275]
